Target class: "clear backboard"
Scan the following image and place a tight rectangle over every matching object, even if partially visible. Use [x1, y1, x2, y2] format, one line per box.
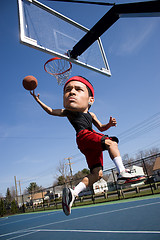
[17, 0, 111, 77]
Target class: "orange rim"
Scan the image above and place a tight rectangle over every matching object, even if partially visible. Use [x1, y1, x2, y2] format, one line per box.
[44, 57, 72, 76]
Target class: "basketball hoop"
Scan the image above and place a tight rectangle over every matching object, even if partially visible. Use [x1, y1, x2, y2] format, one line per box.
[44, 57, 72, 85]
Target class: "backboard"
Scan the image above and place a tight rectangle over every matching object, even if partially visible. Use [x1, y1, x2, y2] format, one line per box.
[17, 0, 111, 77]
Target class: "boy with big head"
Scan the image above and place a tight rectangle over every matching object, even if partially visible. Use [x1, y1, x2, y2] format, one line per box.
[30, 76, 145, 216]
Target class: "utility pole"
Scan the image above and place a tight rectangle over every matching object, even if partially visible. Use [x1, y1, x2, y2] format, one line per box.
[65, 157, 73, 179]
[65, 157, 74, 188]
[18, 180, 22, 196]
[14, 176, 18, 204]
[18, 180, 22, 206]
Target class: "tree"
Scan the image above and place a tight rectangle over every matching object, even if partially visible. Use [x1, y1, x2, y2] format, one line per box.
[57, 159, 70, 185]
[122, 154, 134, 167]
[26, 182, 42, 194]
[0, 198, 6, 217]
[5, 188, 12, 210]
[81, 169, 90, 175]
[11, 199, 18, 214]
[136, 148, 159, 159]
[10, 186, 16, 200]
[6, 188, 12, 202]
[56, 162, 90, 186]
[136, 148, 159, 172]
[57, 175, 66, 185]
[72, 168, 90, 186]
[73, 168, 89, 180]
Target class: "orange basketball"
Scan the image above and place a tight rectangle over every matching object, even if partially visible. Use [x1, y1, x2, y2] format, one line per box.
[23, 75, 38, 91]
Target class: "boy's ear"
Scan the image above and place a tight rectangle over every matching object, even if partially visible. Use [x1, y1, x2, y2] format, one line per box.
[88, 96, 94, 105]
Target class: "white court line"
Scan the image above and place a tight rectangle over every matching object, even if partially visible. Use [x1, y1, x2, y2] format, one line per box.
[5, 228, 160, 239]
[3, 229, 160, 240]
[0, 229, 39, 238]
[1, 201, 160, 239]
[0, 211, 61, 227]
[34, 229, 160, 234]
[0, 217, 8, 221]
[5, 230, 40, 240]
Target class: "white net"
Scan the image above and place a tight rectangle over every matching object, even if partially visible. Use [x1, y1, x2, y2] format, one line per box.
[44, 58, 72, 85]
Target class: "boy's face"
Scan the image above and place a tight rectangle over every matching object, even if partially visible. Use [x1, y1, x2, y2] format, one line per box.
[63, 81, 94, 112]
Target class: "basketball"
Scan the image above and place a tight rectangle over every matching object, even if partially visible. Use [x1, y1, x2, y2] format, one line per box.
[22, 75, 38, 91]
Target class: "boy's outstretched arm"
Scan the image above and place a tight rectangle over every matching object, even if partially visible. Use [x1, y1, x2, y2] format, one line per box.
[30, 91, 65, 117]
[90, 112, 117, 132]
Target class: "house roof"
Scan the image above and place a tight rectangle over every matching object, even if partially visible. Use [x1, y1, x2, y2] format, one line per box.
[153, 157, 160, 171]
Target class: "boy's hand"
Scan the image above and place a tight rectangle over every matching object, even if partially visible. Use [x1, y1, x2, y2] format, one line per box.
[109, 116, 117, 127]
[30, 90, 40, 101]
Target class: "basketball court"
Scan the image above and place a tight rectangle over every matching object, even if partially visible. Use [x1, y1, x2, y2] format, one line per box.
[6, 1, 159, 239]
[0, 196, 160, 240]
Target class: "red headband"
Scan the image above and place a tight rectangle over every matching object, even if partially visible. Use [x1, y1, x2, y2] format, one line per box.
[64, 76, 94, 97]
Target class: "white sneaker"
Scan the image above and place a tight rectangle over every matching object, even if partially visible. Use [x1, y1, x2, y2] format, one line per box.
[117, 169, 146, 185]
[62, 187, 75, 216]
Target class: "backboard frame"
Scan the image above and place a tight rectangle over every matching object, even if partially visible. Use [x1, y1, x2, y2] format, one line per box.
[17, 0, 111, 77]
[69, 0, 160, 59]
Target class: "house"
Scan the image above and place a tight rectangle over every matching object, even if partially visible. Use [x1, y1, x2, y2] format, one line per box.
[153, 157, 160, 182]
[93, 178, 108, 195]
[129, 165, 145, 176]
[78, 178, 108, 197]
[53, 185, 63, 199]
[43, 190, 52, 200]
[27, 192, 47, 206]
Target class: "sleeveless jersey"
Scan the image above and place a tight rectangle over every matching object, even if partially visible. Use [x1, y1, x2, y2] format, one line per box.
[64, 110, 93, 134]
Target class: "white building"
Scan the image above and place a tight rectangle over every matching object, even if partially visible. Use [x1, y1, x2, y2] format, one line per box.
[106, 165, 146, 191]
[129, 165, 145, 176]
[93, 178, 108, 194]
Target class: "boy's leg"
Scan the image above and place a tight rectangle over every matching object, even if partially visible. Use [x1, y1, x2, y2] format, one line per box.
[104, 139, 146, 184]
[77, 166, 103, 189]
[104, 139, 125, 172]
[62, 167, 102, 216]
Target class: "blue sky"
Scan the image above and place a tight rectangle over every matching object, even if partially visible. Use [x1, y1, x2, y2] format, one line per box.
[0, 0, 160, 197]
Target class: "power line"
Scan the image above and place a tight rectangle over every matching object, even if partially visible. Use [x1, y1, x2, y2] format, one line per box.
[120, 122, 160, 145]
[118, 112, 160, 145]
[47, 0, 115, 6]
[118, 112, 160, 137]
[126, 137, 160, 157]
[0, 136, 72, 139]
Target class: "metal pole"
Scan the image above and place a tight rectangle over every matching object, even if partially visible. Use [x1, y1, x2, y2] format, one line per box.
[111, 170, 120, 200]
[143, 159, 154, 195]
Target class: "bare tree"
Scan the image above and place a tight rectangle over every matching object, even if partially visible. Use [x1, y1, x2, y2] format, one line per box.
[135, 148, 160, 176]
[10, 186, 16, 200]
[122, 153, 134, 167]
[136, 147, 159, 160]
[57, 159, 70, 185]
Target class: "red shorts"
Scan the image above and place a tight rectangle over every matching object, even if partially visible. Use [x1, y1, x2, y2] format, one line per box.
[76, 129, 106, 171]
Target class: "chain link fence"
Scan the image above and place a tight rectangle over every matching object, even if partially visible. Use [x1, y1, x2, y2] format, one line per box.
[1, 153, 160, 217]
